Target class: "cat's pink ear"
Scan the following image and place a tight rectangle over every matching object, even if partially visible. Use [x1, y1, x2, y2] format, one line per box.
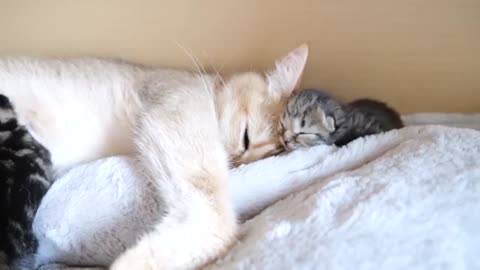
[267, 44, 309, 99]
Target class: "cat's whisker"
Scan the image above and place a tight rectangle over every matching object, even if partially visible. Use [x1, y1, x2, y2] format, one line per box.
[201, 51, 227, 89]
[173, 41, 213, 96]
[212, 65, 227, 90]
[197, 49, 225, 85]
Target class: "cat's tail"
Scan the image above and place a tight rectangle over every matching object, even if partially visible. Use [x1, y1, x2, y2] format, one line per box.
[0, 220, 39, 269]
[0, 94, 18, 134]
[1, 251, 10, 270]
[0, 94, 51, 270]
[9, 254, 37, 270]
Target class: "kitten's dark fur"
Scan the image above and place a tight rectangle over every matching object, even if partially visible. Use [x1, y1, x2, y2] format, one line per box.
[335, 98, 404, 146]
[283, 89, 403, 147]
[0, 95, 53, 269]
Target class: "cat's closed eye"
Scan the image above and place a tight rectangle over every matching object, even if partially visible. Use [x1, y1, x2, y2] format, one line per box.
[243, 126, 250, 151]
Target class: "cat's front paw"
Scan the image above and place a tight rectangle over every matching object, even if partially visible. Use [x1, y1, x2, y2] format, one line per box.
[110, 244, 155, 270]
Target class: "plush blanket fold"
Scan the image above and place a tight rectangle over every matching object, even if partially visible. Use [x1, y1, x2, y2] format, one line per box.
[209, 126, 480, 270]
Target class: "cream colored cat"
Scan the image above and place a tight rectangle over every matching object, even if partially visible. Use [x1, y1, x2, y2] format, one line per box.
[0, 45, 308, 269]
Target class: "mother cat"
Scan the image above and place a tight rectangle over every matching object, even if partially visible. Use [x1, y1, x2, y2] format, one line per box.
[0, 44, 308, 269]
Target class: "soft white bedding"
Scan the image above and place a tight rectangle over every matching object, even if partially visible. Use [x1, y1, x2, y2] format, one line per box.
[33, 114, 480, 269]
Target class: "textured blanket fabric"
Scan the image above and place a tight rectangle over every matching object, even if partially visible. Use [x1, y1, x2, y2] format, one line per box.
[32, 120, 480, 269]
[210, 126, 480, 270]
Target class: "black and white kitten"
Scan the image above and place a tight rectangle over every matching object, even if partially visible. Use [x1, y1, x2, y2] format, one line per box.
[0, 95, 53, 270]
[279, 88, 404, 150]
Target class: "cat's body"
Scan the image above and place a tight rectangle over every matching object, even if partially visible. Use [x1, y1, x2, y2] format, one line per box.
[280, 88, 403, 150]
[0, 95, 53, 270]
[0, 45, 308, 269]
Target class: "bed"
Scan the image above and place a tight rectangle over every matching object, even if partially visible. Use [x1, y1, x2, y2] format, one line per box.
[32, 113, 480, 270]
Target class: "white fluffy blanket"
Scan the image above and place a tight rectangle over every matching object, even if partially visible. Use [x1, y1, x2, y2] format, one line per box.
[33, 115, 480, 270]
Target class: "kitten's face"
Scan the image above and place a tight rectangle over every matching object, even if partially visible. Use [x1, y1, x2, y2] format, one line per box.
[279, 96, 335, 151]
[217, 45, 308, 166]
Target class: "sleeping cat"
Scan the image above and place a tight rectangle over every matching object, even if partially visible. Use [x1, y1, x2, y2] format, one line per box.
[0, 44, 308, 269]
[0, 95, 53, 270]
[280, 88, 403, 150]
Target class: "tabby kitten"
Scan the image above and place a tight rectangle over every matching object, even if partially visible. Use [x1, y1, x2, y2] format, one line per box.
[0, 95, 53, 269]
[280, 88, 403, 150]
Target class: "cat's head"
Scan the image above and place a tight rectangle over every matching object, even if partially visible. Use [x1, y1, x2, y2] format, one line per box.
[216, 44, 308, 166]
[279, 91, 337, 150]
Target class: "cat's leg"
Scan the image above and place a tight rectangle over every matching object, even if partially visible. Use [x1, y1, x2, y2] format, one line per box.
[111, 107, 237, 270]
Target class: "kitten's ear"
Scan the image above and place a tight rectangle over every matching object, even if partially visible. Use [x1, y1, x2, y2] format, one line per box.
[325, 116, 336, 132]
[267, 44, 309, 99]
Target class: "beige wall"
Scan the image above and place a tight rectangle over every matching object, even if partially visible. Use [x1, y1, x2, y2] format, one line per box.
[1, 0, 479, 113]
